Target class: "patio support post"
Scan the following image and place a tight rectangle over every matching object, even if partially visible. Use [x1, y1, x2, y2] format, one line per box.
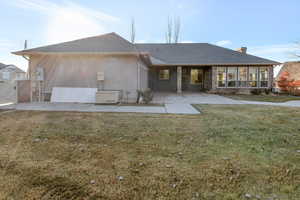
[177, 66, 182, 93]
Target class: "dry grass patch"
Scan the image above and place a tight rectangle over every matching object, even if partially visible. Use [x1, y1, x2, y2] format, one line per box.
[223, 94, 300, 102]
[0, 105, 299, 199]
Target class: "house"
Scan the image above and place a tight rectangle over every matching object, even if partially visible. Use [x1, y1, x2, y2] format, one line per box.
[12, 32, 280, 103]
[0, 63, 26, 82]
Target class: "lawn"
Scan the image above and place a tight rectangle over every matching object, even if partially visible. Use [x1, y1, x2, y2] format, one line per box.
[0, 105, 299, 200]
[224, 94, 300, 102]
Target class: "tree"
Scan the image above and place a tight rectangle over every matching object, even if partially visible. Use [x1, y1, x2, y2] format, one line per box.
[165, 16, 173, 44]
[173, 17, 181, 43]
[165, 16, 181, 44]
[277, 71, 300, 95]
[130, 18, 136, 43]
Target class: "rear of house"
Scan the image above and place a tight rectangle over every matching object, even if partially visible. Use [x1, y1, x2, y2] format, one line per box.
[12, 32, 280, 103]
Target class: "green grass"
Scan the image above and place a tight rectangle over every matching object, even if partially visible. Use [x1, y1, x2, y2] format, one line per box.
[0, 105, 299, 199]
[224, 94, 300, 102]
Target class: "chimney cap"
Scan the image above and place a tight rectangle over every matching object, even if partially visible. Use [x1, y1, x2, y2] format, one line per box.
[237, 47, 247, 54]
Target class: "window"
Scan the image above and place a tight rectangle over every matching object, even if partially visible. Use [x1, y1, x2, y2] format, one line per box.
[227, 67, 237, 87]
[248, 67, 258, 87]
[238, 67, 247, 87]
[217, 67, 226, 87]
[2, 72, 10, 80]
[159, 69, 170, 80]
[259, 67, 269, 87]
[217, 66, 270, 88]
[190, 69, 203, 84]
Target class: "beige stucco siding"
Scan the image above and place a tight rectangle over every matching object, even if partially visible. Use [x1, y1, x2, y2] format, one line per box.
[29, 54, 148, 101]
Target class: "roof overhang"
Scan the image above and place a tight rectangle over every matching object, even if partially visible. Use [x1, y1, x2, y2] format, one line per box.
[150, 63, 281, 66]
[12, 51, 150, 56]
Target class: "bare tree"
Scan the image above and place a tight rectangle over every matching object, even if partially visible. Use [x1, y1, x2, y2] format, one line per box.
[24, 40, 28, 49]
[130, 18, 136, 43]
[173, 17, 181, 43]
[165, 16, 181, 44]
[294, 41, 300, 57]
[165, 16, 173, 44]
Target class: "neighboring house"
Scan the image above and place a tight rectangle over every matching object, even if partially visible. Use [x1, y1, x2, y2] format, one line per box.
[0, 63, 26, 82]
[12, 32, 280, 103]
[276, 61, 300, 90]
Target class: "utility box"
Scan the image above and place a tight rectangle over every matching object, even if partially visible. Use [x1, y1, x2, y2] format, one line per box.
[95, 91, 120, 104]
[97, 72, 104, 81]
[36, 67, 44, 81]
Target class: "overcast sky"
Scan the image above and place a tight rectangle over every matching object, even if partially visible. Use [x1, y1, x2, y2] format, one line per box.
[1, 0, 300, 72]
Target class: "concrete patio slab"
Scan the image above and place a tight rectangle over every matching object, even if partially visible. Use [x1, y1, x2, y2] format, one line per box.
[165, 103, 200, 114]
[0, 102, 189, 114]
[152, 92, 242, 104]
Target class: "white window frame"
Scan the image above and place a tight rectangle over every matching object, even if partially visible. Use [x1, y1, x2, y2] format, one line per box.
[216, 66, 270, 89]
[226, 67, 238, 88]
[217, 67, 227, 88]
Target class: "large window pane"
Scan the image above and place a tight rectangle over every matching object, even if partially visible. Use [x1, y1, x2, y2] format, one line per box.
[217, 67, 226, 87]
[227, 67, 237, 87]
[190, 69, 203, 84]
[259, 67, 269, 87]
[159, 69, 170, 80]
[238, 67, 247, 87]
[249, 67, 258, 87]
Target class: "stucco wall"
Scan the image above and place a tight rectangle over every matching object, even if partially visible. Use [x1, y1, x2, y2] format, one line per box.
[29, 54, 148, 102]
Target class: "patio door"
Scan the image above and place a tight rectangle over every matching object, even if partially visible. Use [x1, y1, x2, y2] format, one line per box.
[182, 68, 204, 91]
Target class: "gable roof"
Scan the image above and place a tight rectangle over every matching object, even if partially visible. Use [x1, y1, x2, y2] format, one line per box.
[136, 43, 280, 66]
[12, 32, 280, 65]
[12, 33, 137, 55]
[0, 63, 25, 73]
[0, 63, 6, 70]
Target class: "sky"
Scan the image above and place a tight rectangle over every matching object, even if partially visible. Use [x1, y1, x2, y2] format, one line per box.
[1, 0, 300, 74]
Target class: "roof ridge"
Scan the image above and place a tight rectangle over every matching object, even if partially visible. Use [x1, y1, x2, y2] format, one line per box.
[12, 32, 118, 53]
[136, 43, 208, 45]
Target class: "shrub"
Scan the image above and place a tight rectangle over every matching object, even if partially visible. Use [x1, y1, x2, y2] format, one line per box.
[250, 89, 263, 95]
[264, 89, 271, 95]
[136, 88, 153, 104]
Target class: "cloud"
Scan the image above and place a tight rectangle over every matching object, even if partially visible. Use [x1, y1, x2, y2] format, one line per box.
[215, 40, 232, 46]
[12, 0, 120, 44]
[248, 43, 299, 55]
[248, 43, 300, 63]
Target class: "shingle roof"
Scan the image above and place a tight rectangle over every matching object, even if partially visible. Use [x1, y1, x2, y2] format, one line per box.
[0, 63, 6, 70]
[136, 43, 280, 65]
[12, 32, 280, 65]
[12, 33, 137, 55]
[0, 64, 25, 73]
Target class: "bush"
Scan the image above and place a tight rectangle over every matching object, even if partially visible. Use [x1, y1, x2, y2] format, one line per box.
[250, 89, 263, 95]
[136, 88, 153, 104]
[264, 89, 271, 95]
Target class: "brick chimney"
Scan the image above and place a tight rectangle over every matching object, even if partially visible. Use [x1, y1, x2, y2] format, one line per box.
[237, 47, 247, 54]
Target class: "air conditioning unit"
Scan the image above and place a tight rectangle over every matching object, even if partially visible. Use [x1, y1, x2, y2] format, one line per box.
[95, 91, 120, 104]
